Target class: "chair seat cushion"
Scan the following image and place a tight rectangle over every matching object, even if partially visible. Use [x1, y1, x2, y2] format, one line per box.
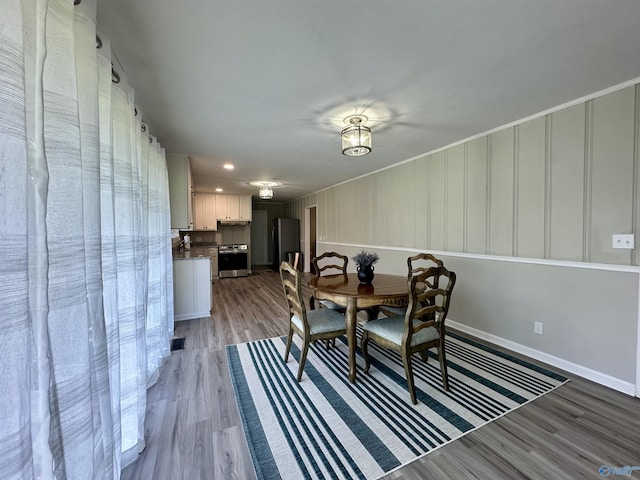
[292, 308, 346, 336]
[362, 316, 439, 347]
[319, 299, 344, 311]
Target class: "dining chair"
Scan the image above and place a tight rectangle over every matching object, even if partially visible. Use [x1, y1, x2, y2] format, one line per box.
[310, 251, 349, 311]
[311, 251, 380, 348]
[361, 265, 456, 404]
[280, 261, 347, 382]
[379, 253, 444, 318]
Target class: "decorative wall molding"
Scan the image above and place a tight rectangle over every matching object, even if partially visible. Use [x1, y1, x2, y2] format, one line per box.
[544, 115, 552, 258]
[319, 241, 640, 273]
[513, 125, 520, 257]
[584, 99, 594, 262]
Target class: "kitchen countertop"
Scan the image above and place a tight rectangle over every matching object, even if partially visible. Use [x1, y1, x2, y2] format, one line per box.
[173, 245, 218, 261]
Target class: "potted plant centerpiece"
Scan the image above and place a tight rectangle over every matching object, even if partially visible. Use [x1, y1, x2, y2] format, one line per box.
[352, 250, 379, 284]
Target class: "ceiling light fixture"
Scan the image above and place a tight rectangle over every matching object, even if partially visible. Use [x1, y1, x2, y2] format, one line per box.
[250, 181, 279, 200]
[223, 163, 234, 170]
[259, 185, 273, 199]
[341, 115, 372, 157]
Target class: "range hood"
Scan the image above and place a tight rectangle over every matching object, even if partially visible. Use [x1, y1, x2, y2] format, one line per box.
[218, 220, 250, 226]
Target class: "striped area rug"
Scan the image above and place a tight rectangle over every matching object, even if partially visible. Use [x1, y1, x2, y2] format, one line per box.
[227, 329, 568, 480]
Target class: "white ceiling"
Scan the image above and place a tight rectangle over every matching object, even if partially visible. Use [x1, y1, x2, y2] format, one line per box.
[97, 1, 640, 202]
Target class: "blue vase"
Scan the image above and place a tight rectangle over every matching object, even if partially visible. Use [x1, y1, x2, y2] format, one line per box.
[357, 265, 374, 284]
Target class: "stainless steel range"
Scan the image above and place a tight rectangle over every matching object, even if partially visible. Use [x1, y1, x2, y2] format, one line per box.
[218, 244, 249, 278]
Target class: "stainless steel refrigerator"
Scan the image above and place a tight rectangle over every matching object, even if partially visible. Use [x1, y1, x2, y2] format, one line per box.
[272, 217, 300, 270]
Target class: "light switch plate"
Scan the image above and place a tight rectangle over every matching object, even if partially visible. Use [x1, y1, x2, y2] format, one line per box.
[612, 234, 634, 249]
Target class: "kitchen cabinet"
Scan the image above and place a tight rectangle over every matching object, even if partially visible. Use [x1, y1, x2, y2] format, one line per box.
[227, 195, 240, 219]
[194, 193, 217, 230]
[238, 195, 252, 221]
[173, 258, 211, 321]
[215, 194, 252, 221]
[166, 154, 194, 230]
[214, 194, 229, 220]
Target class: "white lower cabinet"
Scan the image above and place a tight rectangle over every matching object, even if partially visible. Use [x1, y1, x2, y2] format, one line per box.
[173, 258, 211, 321]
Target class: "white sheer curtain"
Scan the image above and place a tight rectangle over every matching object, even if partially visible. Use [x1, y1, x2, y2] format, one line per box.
[0, 0, 174, 478]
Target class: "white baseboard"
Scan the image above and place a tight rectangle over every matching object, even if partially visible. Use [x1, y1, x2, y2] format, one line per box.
[447, 319, 637, 396]
[174, 311, 210, 322]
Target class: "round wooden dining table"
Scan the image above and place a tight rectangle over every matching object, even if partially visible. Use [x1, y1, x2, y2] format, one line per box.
[308, 273, 408, 383]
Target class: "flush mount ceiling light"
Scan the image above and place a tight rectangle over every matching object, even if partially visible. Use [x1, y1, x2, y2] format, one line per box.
[259, 185, 273, 199]
[341, 115, 372, 157]
[258, 185, 273, 200]
[250, 181, 280, 200]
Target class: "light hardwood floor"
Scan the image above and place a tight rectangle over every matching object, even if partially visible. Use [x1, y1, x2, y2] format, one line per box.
[122, 269, 640, 480]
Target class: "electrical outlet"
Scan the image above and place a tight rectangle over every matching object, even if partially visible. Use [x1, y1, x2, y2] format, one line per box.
[612, 234, 634, 249]
[534, 321, 543, 335]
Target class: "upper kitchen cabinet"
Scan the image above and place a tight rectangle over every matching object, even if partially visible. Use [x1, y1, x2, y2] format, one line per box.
[216, 194, 252, 222]
[239, 195, 253, 221]
[166, 154, 194, 230]
[214, 194, 229, 220]
[194, 193, 217, 230]
[238, 195, 253, 221]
